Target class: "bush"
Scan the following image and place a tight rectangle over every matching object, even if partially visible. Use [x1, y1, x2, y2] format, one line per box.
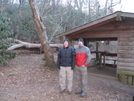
[0, 12, 17, 65]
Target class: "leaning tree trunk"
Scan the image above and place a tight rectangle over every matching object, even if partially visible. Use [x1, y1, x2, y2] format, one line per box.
[29, 0, 56, 68]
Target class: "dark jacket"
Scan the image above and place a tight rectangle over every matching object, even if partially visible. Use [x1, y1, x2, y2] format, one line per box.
[57, 46, 75, 70]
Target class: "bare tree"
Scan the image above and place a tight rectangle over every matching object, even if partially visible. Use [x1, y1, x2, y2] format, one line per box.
[88, 0, 91, 21]
[29, 0, 56, 68]
[15, 0, 22, 39]
[104, 0, 108, 15]
[104, 0, 122, 15]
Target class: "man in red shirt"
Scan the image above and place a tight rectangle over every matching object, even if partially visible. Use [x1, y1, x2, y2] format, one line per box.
[75, 38, 91, 97]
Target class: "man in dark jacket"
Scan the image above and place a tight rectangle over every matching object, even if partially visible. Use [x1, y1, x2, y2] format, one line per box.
[57, 39, 75, 94]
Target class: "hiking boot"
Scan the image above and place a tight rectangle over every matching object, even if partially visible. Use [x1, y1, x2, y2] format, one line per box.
[68, 91, 72, 94]
[60, 89, 65, 93]
[81, 92, 87, 97]
[75, 91, 82, 94]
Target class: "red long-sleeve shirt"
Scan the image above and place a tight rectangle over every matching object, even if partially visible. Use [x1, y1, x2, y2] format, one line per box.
[75, 46, 91, 67]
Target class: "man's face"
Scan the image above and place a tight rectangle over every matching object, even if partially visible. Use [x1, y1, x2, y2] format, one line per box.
[64, 41, 68, 48]
[78, 41, 83, 46]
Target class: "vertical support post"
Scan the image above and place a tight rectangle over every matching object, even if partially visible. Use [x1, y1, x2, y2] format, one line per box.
[128, 76, 133, 85]
[96, 42, 99, 61]
[103, 53, 106, 67]
[63, 36, 66, 41]
[100, 53, 102, 69]
[84, 39, 89, 46]
[133, 76, 134, 85]
[69, 38, 74, 47]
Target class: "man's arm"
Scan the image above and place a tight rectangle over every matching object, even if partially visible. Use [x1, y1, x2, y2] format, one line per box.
[71, 48, 76, 70]
[84, 47, 91, 67]
[57, 49, 61, 69]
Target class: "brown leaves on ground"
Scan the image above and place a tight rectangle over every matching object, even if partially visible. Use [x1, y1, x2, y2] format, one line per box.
[0, 50, 133, 101]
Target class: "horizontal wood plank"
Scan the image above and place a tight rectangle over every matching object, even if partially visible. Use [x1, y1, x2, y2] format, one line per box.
[118, 62, 134, 67]
[69, 33, 119, 38]
[118, 58, 134, 63]
[118, 33, 134, 38]
[118, 50, 134, 54]
[118, 53, 133, 58]
[118, 37, 134, 41]
[118, 42, 134, 46]
[117, 66, 134, 71]
[93, 24, 134, 31]
[118, 46, 134, 50]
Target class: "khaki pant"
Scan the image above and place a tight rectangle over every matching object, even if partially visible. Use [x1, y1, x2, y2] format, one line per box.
[75, 65, 87, 93]
[59, 66, 73, 91]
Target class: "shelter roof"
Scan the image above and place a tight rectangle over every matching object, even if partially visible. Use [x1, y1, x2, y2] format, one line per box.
[55, 11, 134, 40]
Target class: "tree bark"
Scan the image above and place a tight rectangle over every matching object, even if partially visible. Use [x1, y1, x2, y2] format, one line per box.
[29, 0, 56, 68]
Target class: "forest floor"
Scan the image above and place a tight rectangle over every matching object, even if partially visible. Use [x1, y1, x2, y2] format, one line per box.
[0, 50, 134, 101]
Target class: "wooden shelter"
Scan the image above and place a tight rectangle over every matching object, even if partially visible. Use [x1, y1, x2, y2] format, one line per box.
[55, 11, 134, 85]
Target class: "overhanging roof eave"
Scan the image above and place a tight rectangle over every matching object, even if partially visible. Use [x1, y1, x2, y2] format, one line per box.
[55, 11, 134, 38]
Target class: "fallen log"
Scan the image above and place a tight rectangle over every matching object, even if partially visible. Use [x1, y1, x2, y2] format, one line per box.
[6, 39, 63, 52]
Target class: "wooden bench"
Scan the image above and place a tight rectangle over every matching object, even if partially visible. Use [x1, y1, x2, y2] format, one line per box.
[99, 52, 117, 69]
[105, 59, 117, 64]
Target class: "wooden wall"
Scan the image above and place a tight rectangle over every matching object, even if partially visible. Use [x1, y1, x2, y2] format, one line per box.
[117, 33, 134, 85]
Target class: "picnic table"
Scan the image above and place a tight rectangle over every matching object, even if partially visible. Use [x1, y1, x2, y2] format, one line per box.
[91, 51, 117, 69]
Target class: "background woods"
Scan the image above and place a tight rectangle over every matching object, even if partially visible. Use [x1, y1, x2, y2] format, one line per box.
[0, 0, 122, 42]
[0, 0, 122, 66]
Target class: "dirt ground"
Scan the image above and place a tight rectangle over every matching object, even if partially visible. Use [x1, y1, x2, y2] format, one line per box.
[0, 51, 134, 101]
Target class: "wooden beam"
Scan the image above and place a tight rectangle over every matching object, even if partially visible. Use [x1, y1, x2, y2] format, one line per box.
[118, 37, 134, 41]
[69, 39, 74, 47]
[118, 62, 134, 68]
[90, 24, 134, 31]
[127, 76, 133, 85]
[118, 53, 133, 58]
[118, 50, 134, 54]
[68, 33, 119, 38]
[67, 30, 134, 38]
[118, 42, 134, 46]
[118, 58, 134, 63]
[66, 37, 117, 41]
[117, 66, 134, 71]
[116, 13, 122, 21]
[84, 39, 89, 46]
[118, 33, 134, 38]
[96, 42, 99, 61]
[118, 46, 134, 50]
[100, 53, 102, 69]
[120, 11, 134, 18]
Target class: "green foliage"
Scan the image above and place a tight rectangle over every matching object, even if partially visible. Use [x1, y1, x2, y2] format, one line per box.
[0, 12, 17, 65]
[4, 4, 39, 42]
